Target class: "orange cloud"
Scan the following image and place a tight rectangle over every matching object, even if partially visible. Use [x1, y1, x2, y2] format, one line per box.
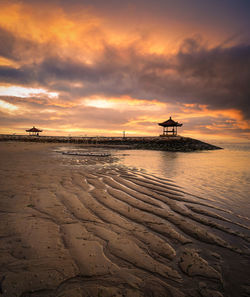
[1, 1, 249, 140]
[180, 104, 250, 133]
[0, 2, 98, 42]
[83, 96, 166, 111]
[0, 1, 104, 65]
[0, 0, 184, 63]
[0, 57, 19, 67]
[181, 104, 245, 122]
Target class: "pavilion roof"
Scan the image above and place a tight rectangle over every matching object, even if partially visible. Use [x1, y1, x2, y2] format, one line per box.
[158, 117, 183, 127]
[26, 126, 43, 132]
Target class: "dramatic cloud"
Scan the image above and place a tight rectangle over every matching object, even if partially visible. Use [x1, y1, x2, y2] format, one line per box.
[0, 0, 250, 139]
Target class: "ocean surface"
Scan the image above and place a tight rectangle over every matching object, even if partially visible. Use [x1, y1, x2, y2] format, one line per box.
[59, 141, 250, 220]
[115, 142, 250, 219]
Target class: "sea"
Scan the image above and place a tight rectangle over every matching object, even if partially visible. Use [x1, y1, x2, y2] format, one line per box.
[114, 141, 250, 219]
[59, 140, 250, 220]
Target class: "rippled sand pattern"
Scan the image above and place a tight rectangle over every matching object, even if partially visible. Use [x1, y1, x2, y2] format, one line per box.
[0, 142, 249, 297]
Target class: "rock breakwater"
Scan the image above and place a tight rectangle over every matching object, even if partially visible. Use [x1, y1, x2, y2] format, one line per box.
[0, 134, 222, 151]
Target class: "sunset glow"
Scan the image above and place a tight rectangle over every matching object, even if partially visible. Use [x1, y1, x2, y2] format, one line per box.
[0, 86, 58, 98]
[0, 0, 249, 140]
[0, 99, 18, 112]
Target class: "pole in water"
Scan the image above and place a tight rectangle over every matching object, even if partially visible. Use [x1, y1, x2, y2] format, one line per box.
[123, 131, 126, 138]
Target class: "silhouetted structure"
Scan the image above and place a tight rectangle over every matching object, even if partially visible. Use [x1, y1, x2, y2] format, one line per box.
[26, 126, 43, 136]
[158, 117, 183, 136]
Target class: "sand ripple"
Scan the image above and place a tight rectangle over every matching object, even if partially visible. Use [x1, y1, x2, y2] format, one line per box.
[0, 143, 249, 297]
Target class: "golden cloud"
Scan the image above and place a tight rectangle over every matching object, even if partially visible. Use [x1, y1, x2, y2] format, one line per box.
[0, 1, 250, 139]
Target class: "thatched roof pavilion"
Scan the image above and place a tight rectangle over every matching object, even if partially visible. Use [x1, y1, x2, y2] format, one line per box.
[158, 117, 182, 136]
[26, 126, 43, 136]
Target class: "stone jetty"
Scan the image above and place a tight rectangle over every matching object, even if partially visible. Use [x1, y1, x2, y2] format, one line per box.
[0, 134, 222, 151]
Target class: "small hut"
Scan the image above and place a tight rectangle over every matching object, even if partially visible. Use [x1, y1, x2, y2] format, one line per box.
[158, 117, 182, 136]
[26, 126, 43, 136]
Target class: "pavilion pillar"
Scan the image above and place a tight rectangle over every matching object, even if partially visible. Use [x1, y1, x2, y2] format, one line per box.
[158, 117, 182, 137]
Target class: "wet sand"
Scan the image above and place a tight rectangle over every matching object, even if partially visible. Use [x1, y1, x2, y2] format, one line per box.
[0, 142, 249, 297]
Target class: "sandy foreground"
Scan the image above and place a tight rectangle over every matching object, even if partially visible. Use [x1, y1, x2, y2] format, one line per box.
[0, 142, 249, 297]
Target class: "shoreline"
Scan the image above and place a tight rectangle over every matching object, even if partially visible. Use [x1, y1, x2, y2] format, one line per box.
[0, 134, 222, 152]
[0, 141, 249, 297]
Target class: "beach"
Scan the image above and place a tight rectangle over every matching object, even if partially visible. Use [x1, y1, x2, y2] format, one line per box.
[0, 142, 249, 297]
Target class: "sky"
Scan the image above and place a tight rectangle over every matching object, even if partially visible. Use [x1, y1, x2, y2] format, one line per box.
[0, 0, 250, 140]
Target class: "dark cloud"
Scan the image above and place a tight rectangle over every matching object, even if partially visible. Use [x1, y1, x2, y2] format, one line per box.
[1, 26, 250, 120]
[0, 66, 36, 85]
[174, 40, 250, 117]
[0, 27, 16, 60]
[1, 1, 249, 138]
[0, 27, 45, 63]
[23, 0, 250, 41]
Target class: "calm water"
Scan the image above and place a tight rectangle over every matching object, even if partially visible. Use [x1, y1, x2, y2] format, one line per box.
[115, 142, 250, 218]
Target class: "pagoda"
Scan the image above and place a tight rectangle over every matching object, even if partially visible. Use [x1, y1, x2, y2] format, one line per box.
[26, 126, 43, 136]
[158, 117, 182, 136]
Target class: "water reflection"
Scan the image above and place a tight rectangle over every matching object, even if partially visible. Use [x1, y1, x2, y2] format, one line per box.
[116, 146, 250, 218]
